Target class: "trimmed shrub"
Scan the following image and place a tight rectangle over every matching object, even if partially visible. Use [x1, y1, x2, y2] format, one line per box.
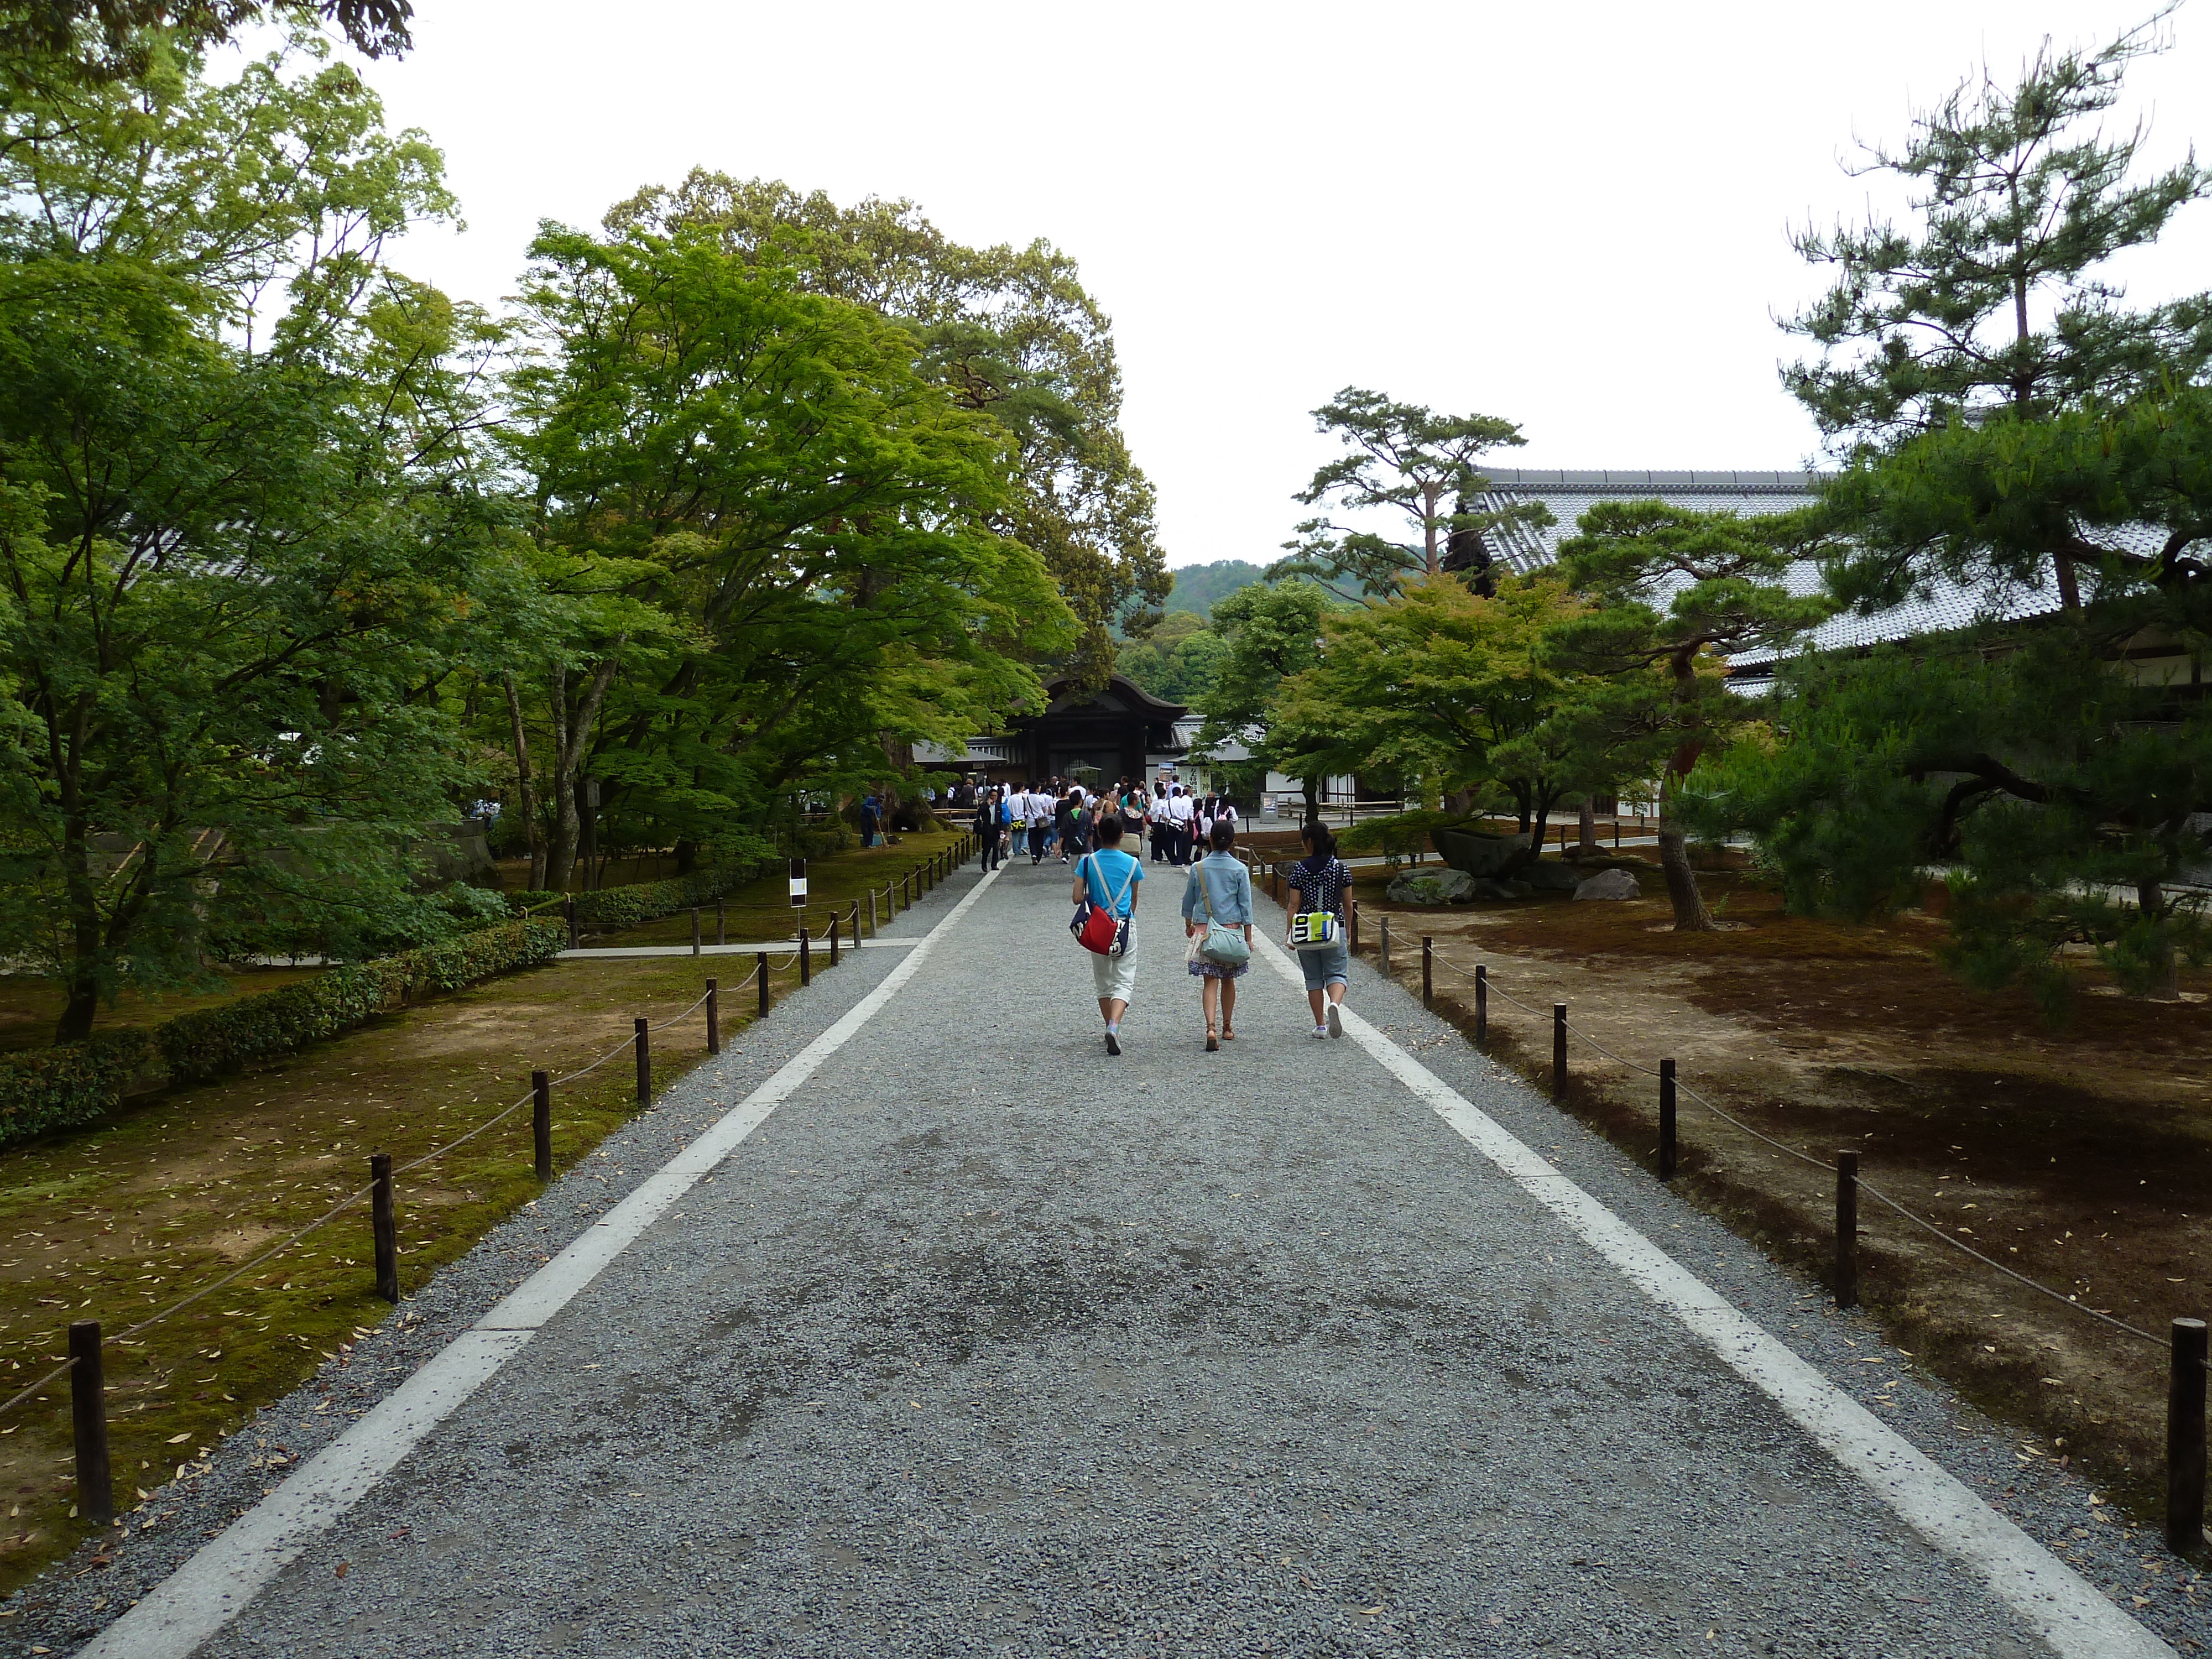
[570, 852, 775, 932]
[155, 918, 566, 1088]
[0, 1029, 157, 1146]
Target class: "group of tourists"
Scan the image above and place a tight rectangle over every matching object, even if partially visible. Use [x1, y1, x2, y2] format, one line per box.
[1066, 814, 1354, 1056]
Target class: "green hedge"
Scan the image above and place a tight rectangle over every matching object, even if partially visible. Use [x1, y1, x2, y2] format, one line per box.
[158, 918, 566, 1088]
[570, 854, 775, 932]
[0, 1029, 157, 1146]
[0, 919, 567, 1146]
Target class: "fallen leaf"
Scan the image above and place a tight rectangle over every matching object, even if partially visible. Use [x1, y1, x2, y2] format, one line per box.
[165, 1433, 190, 1444]
[334, 1562, 349, 1578]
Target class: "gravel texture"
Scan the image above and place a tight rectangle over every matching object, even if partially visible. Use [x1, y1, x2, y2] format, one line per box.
[3, 853, 2203, 1657]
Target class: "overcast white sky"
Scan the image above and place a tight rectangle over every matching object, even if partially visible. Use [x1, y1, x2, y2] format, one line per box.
[348, 1, 2212, 568]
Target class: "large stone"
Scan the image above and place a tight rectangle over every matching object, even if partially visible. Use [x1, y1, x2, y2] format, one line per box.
[1469, 877, 1521, 901]
[1430, 825, 1530, 878]
[1521, 859, 1581, 893]
[1387, 867, 1477, 906]
[1573, 867, 1643, 901]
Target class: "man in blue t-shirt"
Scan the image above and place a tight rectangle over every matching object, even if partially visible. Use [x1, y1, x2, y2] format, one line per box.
[1070, 814, 1143, 1054]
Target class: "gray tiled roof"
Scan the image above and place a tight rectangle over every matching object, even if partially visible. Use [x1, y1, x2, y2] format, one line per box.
[1463, 467, 2109, 670]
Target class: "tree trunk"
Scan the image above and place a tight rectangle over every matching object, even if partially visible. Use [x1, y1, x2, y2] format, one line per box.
[1660, 646, 1719, 931]
[1577, 797, 1597, 858]
[542, 654, 621, 893]
[1301, 774, 1321, 827]
[501, 672, 545, 891]
[54, 978, 98, 1044]
[2052, 547, 2081, 613]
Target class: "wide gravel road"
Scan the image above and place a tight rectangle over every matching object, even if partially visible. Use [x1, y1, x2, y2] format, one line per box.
[22, 851, 2189, 1658]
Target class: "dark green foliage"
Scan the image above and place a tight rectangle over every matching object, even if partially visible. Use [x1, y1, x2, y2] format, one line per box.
[0, 1029, 155, 1145]
[1338, 810, 1469, 860]
[1162, 562, 1270, 619]
[156, 919, 565, 1089]
[567, 853, 777, 932]
[1115, 612, 1228, 703]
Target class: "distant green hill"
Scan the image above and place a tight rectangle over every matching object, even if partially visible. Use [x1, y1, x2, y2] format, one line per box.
[1162, 560, 1271, 619]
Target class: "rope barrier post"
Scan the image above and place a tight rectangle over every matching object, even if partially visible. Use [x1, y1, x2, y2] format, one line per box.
[68, 1320, 112, 1527]
[691, 907, 701, 957]
[1658, 1058, 1677, 1180]
[633, 1017, 651, 1106]
[371, 1152, 398, 1303]
[1421, 937, 1433, 1011]
[850, 902, 860, 951]
[829, 916, 840, 966]
[1552, 1004, 1568, 1099]
[1349, 897, 1359, 956]
[1379, 914, 1391, 977]
[1835, 1151, 1860, 1310]
[564, 895, 577, 949]
[757, 952, 770, 1018]
[705, 979, 720, 1055]
[869, 889, 878, 936]
[2171, 1316, 2208, 1553]
[717, 896, 726, 946]
[1474, 963, 1487, 1047]
[1614, 817, 1621, 851]
[799, 924, 811, 987]
[532, 1071, 552, 1181]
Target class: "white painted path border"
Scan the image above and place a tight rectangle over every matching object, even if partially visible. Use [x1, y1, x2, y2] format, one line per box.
[81, 867, 1004, 1659]
[1249, 931, 2169, 1659]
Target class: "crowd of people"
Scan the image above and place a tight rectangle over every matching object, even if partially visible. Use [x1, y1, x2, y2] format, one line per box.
[961, 775, 1354, 1057]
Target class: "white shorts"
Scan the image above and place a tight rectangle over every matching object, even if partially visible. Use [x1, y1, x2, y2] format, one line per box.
[1089, 942, 1137, 1003]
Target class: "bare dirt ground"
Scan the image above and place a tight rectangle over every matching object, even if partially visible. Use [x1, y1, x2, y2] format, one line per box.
[1347, 852, 2211, 1550]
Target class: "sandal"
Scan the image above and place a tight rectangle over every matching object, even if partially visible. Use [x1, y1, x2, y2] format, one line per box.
[1220, 1024, 1236, 1041]
[1205, 1022, 1220, 1052]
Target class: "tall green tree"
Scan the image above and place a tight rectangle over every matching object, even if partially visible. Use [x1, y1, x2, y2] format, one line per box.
[1781, 7, 2212, 610]
[1271, 388, 1553, 599]
[603, 173, 1167, 681]
[1271, 574, 1600, 844]
[508, 222, 1076, 886]
[1549, 503, 1830, 930]
[0, 30, 509, 1040]
[1190, 582, 1329, 820]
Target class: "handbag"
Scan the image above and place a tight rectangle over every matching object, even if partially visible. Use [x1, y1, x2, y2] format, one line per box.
[1195, 870, 1251, 966]
[1071, 853, 1139, 955]
[1286, 858, 1344, 950]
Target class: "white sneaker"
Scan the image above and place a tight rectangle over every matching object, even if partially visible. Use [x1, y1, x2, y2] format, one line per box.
[1327, 1003, 1345, 1039]
[1310, 1023, 1328, 1040]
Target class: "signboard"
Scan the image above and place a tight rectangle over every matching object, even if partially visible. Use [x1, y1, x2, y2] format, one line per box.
[788, 858, 807, 906]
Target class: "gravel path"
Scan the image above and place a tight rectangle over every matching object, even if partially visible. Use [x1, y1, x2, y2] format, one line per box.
[6, 854, 2200, 1658]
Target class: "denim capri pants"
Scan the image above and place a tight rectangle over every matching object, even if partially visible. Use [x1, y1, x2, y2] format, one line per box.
[1297, 938, 1349, 991]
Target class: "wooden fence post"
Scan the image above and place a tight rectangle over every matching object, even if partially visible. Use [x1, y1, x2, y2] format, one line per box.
[2168, 1317, 2206, 1553]
[1421, 937, 1433, 1011]
[1658, 1059, 1677, 1180]
[1552, 1004, 1568, 1099]
[634, 1017, 651, 1105]
[532, 1070, 552, 1181]
[1474, 964, 1487, 1047]
[705, 980, 719, 1055]
[758, 952, 770, 1018]
[1835, 1151, 1860, 1310]
[371, 1153, 398, 1303]
[68, 1321, 112, 1527]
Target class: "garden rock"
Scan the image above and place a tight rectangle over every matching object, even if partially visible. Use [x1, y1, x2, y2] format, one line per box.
[1522, 859, 1581, 893]
[1573, 868, 1642, 901]
[1387, 868, 1477, 906]
[1430, 826, 1530, 878]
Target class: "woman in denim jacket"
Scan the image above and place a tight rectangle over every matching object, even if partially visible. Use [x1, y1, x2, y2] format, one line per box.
[1181, 818, 1253, 1051]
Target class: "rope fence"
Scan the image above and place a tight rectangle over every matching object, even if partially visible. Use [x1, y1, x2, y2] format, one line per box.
[1343, 895, 2206, 1554]
[12, 829, 987, 1530]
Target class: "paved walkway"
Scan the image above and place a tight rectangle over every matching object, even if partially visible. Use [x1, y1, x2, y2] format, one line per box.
[40, 857, 2183, 1658]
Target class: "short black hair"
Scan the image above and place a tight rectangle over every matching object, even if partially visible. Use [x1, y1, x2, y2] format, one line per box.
[1096, 815, 1124, 844]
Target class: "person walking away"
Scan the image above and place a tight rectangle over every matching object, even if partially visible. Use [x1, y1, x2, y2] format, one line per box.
[1073, 815, 1143, 1053]
[859, 791, 881, 849]
[1214, 792, 1239, 841]
[1054, 787, 1079, 864]
[1148, 784, 1168, 863]
[1182, 818, 1254, 1051]
[1027, 784, 1051, 864]
[975, 788, 1002, 872]
[1168, 785, 1197, 867]
[1287, 820, 1354, 1039]
[1069, 789, 1093, 859]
